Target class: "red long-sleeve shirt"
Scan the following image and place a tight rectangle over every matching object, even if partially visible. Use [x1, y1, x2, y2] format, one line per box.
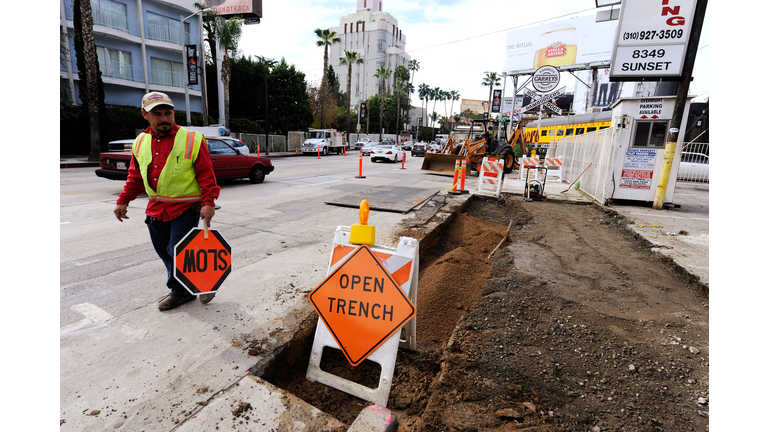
[117, 124, 220, 221]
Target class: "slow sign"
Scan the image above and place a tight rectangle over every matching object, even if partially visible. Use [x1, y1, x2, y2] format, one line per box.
[173, 227, 232, 295]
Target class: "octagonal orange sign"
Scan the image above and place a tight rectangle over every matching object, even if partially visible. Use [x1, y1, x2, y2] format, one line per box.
[308, 245, 416, 366]
[173, 228, 231, 295]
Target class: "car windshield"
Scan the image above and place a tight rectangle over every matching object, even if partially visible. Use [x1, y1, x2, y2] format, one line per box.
[308, 131, 329, 139]
[362, 143, 377, 149]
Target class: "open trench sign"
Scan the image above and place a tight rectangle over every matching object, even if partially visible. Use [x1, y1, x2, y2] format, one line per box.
[173, 228, 232, 295]
[308, 244, 416, 366]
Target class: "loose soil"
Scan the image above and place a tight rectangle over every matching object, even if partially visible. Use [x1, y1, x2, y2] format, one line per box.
[258, 195, 709, 431]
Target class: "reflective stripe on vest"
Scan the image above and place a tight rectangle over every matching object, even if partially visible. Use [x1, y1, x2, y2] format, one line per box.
[132, 128, 203, 203]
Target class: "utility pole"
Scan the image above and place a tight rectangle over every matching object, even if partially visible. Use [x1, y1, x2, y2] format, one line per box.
[653, 0, 707, 210]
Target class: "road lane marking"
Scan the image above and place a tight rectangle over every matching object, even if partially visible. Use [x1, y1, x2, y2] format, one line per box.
[298, 180, 343, 188]
[62, 302, 148, 340]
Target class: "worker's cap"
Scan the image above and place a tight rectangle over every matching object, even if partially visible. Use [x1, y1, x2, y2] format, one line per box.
[142, 92, 174, 112]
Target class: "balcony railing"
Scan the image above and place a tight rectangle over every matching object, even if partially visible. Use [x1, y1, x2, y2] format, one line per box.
[63, 1, 141, 38]
[145, 23, 196, 45]
[150, 69, 185, 88]
[99, 60, 144, 83]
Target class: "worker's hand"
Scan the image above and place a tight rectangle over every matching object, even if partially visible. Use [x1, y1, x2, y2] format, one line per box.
[200, 205, 215, 227]
[114, 204, 129, 222]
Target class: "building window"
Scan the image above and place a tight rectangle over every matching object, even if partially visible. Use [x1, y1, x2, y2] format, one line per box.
[632, 120, 669, 147]
[91, 0, 129, 33]
[146, 11, 187, 45]
[150, 57, 184, 87]
[97, 46, 133, 80]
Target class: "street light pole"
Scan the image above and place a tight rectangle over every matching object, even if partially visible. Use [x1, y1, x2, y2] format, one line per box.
[181, 8, 213, 126]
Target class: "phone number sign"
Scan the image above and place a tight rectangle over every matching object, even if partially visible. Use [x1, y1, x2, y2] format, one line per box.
[610, 0, 697, 79]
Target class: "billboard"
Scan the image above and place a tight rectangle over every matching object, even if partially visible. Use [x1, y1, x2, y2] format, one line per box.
[503, 15, 618, 72]
[460, 99, 487, 115]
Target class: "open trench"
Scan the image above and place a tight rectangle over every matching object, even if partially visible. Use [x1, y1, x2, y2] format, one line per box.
[253, 194, 515, 429]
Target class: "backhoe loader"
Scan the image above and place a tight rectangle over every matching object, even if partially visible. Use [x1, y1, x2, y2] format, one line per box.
[421, 119, 525, 174]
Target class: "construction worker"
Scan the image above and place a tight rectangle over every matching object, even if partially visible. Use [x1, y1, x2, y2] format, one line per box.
[113, 92, 221, 311]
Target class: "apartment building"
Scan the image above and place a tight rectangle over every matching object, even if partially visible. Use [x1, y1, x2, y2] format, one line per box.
[329, 0, 411, 110]
[59, 0, 212, 118]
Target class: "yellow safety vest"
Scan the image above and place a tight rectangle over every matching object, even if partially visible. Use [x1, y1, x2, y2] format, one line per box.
[132, 127, 204, 203]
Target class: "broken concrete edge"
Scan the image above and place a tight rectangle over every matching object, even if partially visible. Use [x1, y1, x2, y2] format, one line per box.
[347, 405, 399, 432]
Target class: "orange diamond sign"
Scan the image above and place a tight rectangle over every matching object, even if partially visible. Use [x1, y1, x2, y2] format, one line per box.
[308, 245, 416, 366]
[173, 228, 232, 295]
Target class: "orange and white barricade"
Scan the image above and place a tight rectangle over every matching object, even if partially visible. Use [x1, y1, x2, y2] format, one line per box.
[477, 157, 504, 197]
[518, 156, 540, 180]
[544, 156, 563, 182]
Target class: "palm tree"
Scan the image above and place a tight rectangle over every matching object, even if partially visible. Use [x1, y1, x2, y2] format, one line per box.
[339, 50, 364, 146]
[315, 28, 341, 128]
[430, 87, 441, 128]
[449, 90, 460, 122]
[219, 16, 243, 129]
[394, 65, 409, 142]
[418, 83, 429, 130]
[75, 0, 101, 161]
[374, 66, 392, 135]
[441, 89, 450, 122]
[195, 4, 242, 128]
[482, 72, 501, 116]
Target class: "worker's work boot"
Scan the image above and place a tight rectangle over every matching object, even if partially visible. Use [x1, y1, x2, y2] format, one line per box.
[199, 292, 216, 304]
[158, 293, 195, 311]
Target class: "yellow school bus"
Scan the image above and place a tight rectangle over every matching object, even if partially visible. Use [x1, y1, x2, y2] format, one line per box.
[524, 111, 613, 145]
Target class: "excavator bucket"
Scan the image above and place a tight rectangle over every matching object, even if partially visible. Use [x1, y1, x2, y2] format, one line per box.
[421, 153, 464, 173]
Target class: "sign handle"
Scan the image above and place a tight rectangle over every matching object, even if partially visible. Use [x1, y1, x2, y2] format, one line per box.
[202, 217, 209, 239]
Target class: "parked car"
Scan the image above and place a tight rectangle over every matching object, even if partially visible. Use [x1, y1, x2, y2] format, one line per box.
[677, 152, 709, 182]
[401, 140, 414, 150]
[95, 138, 274, 184]
[354, 137, 371, 150]
[411, 143, 427, 157]
[428, 141, 443, 152]
[371, 144, 404, 163]
[360, 142, 379, 156]
[217, 137, 250, 155]
[108, 138, 135, 152]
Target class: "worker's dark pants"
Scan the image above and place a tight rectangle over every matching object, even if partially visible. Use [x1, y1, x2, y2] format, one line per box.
[146, 206, 200, 296]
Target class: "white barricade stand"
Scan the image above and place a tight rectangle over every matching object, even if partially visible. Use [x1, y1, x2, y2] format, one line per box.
[306, 226, 419, 407]
[544, 156, 563, 182]
[477, 157, 504, 197]
[518, 157, 539, 180]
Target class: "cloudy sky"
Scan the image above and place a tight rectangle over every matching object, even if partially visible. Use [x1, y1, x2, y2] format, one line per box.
[236, 0, 710, 113]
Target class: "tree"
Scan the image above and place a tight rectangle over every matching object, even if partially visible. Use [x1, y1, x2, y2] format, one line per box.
[339, 50, 364, 145]
[482, 72, 501, 115]
[315, 28, 340, 128]
[74, 0, 103, 160]
[218, 16, 243, 129]
[374, 66, 392, 135]
[449, 90, 460, 124]
[268, 59, 314, 134]
[393, 65, 409, 142]
[195, 4, 243, 128]
[430, 87, 441, 128]
[408, 59, 420, 88]
[418, 83, 430, 136]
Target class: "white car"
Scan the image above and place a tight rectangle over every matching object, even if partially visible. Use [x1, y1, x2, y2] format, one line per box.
[217, 137, 250, 155]
[428, 141, 442, 152]
[370, 144, 404, 163]
[354, 137, 371, 150]
[677, 152, 709, 182]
